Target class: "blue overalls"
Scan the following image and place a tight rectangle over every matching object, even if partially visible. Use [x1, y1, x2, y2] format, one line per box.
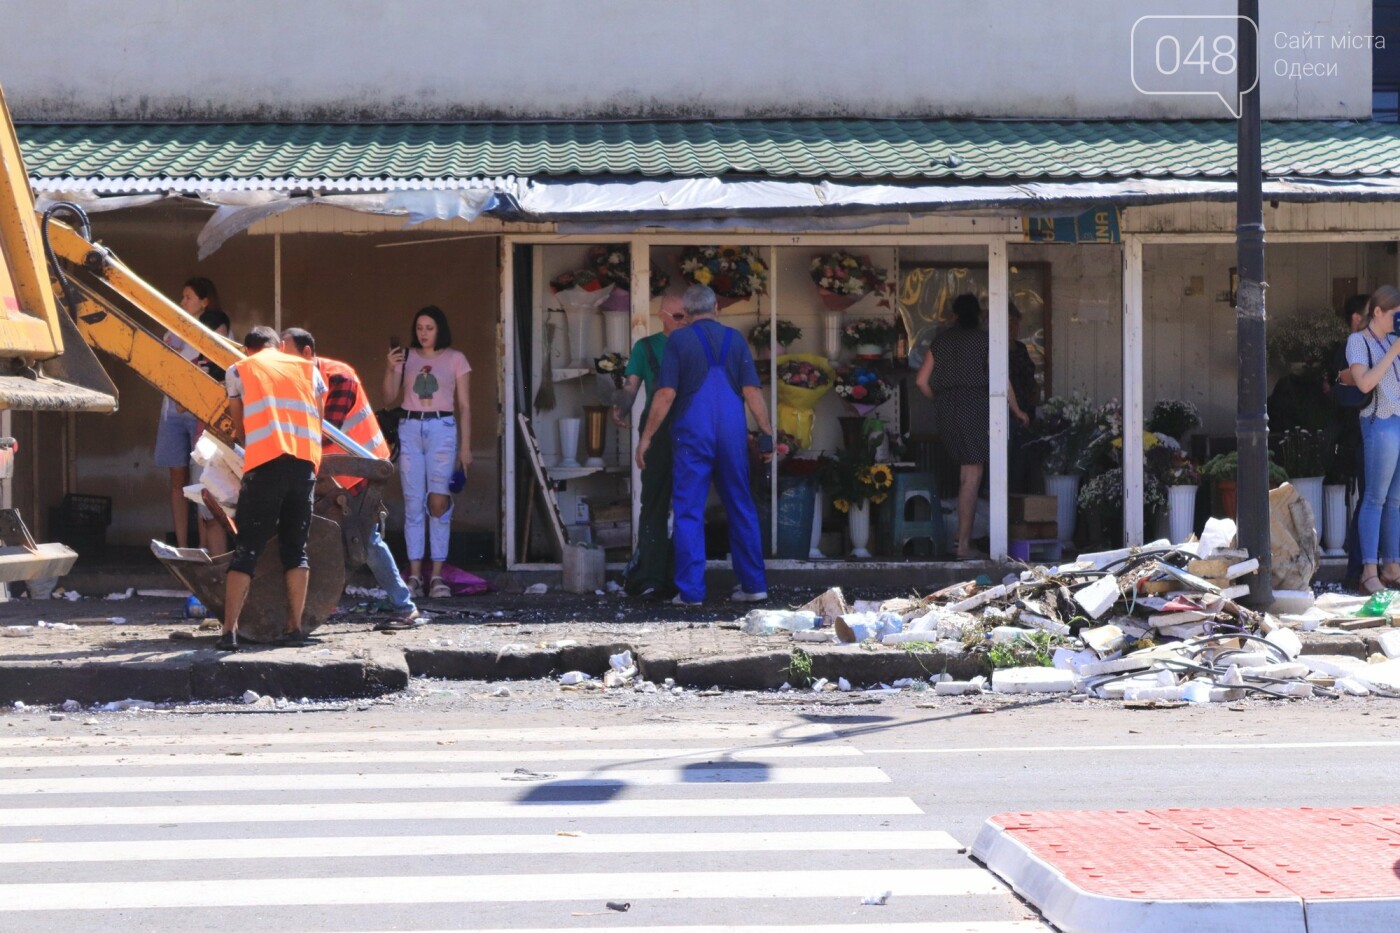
[670, 325, 767, 602]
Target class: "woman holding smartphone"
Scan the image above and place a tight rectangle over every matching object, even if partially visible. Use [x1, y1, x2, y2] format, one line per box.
[1346, 284, 1400, 594]
[383, 306, 472, 599]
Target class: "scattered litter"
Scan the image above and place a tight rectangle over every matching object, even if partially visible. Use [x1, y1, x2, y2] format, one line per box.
[558, 671, 590, 685]
[491, 686, 511, 698]
[741, 609, 818, 635]
[61, 699, 80, 712]
[2, 626, 33, 637]
[49, 713, 64, 721]
[136, 589, 191, 598]
[62, 590, 81, 601]
[104, 588, 135, 600]
[12, 701, 24, 711]
[241, 690, 261, 704]
[524, 583, 548, 595]
[99, 699, 156, 711]
[837, 677, 852, 691]
[36, 621, 79, 631]
[860, 891, 892, 906]
[606, 580, 623, 594]
[605, 902, 630, 912]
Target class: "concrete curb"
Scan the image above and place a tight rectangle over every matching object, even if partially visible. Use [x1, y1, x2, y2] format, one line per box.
[0, 638, 994, 705]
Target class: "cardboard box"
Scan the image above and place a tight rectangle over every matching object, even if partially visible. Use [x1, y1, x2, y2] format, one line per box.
[1009, 494, 1058, 524]
[1009, 521, 1058, 540]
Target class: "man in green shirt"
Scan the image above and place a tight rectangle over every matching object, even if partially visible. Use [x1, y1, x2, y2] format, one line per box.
[612, 296, 687, 598]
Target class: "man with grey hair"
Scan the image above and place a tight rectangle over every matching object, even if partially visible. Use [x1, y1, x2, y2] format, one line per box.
[637, 285, 774, 605]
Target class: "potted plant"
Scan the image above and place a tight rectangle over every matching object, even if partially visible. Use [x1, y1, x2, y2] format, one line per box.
[1162, 449, 1202, 543]
[817, 442, 893, 558]
[809, 250, 888, 312]
[1273, 426, 1331, 536]
[1027, 394, 1099, 545]
[1200, 450, 1289, 519]
[1146, 399, 1201, 444]
[1077, 467, 1168, 548]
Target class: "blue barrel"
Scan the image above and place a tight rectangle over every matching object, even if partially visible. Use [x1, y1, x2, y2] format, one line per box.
[757, 474, 816, 559]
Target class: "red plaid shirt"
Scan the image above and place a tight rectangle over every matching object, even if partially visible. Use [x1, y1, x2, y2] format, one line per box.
[319, 363, 357, 431]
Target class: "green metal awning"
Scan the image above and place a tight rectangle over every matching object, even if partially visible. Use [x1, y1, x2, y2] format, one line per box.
[18, 118, 1400, 191]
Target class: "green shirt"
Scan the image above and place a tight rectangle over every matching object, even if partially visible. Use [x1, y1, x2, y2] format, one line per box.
[624, 333, 668, 398]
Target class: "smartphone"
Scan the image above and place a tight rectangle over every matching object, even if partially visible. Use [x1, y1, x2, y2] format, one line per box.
[389, 335, 401, 350]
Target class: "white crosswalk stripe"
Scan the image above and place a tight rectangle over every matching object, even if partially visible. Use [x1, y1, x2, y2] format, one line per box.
[0, 721, 1047, 932]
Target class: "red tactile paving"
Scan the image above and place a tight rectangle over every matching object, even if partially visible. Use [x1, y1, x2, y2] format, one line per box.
[986, 807, 1400, 902]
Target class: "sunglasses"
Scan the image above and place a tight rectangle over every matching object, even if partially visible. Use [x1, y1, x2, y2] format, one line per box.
[664, 312, 687, 321]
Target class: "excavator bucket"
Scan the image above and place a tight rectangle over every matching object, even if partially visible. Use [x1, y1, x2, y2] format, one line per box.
[153, 515, 347, 644]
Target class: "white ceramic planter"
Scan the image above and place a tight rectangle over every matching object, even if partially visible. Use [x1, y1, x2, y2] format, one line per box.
[601, 310, 631, 355]
[557, 417, 582, 468]
[1167, 484, 1198, 544]
[1290, 476, 1324, 537]
[1044, 473, 1080, 546]
[847, 501, 872, 559]
[809, 488, 825, 559]
[1323, 483, 1348, 556]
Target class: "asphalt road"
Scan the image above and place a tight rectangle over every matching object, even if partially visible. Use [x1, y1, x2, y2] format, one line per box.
[1, 683, 1397, 932]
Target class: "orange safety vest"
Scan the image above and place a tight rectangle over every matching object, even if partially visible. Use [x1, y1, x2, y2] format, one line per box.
[318, 356, 390, 492]
[236, 349, 322, 472]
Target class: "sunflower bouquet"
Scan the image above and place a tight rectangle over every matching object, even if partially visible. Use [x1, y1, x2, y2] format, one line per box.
[678, 245, 768, 300]
[818, 443, 894, 512]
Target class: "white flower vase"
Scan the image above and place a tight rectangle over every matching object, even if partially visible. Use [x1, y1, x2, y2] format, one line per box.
[1167, 484, 1198, 545]
[809, 488, 825, 559]
[847, 501, 872, 559]
[557, 418, 582, 468]
[1045, 473, 1080, 546]
[1323, 483, 1348, 556]
[602, 310, 631, 356]
[823, 311, 843, 361]
[557, 287, 607, 368]
[1290, 476, 1324, 538]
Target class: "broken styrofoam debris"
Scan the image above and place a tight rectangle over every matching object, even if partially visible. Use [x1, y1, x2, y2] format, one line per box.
[241, 690, 261, 704]
[992, 667, 1077, 694]
[1264, 626, 1303, 660]
[62, 590, 81, 601]
[1302, 655, 1368, 678]
[837, 677, 852, 692]
[1267, 590, 1316, 615]
[100, 698, 156, 711]
[1336, 676, 1371, 696]
[36, 621, 79, 631]
[104, 588, 135, 600]
[558, 671, 590, 685]
[492, 686, 512, 697]
[861, 891, 892, 906]
[524, 583, 548, 595]
[810, 677, 829, 692]
[1375, 629, 1400, 659]
[793, 629, 835, 643]
[61, 699, 80, 712]
[935, 679, 985, 695]
[609, 650, 634, 671]
[1074, 575, 1121, 620]
[605, 580, 623, 594]
[948, 584, 1008, 614]
[1081, 624, 1126, 656]
[1053, 647, 1098, 672]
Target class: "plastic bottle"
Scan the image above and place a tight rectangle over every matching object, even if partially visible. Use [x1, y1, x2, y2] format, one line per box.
[184, 595, 207, 619]
[448, 466, 467, 493]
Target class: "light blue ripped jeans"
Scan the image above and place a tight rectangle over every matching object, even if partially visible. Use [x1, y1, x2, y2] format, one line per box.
[398, 416, 457, 562]
[1359, 414, 1400, 565]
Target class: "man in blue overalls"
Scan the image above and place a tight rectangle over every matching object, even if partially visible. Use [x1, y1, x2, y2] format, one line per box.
[637, 285, 775, 605]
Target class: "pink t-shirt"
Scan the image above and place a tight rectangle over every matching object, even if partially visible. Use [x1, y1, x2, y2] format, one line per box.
[401, 347, 471, 412]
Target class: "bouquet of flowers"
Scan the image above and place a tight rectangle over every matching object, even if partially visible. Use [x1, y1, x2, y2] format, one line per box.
[1273, 426, 1332, 478]
[1078, 467, 1168, 516]
[587, 243, 670, 297]
[1027, 394, 1099, 475]
[594, 352, 627, 376]
[840, 318, 897, 351]
[818, 446, 894, 512]
[1268, 311, 1348, 374]
[810, 251, 888, 309]
[774, 354, 834, 447]
[834, 366, 893, 416]
[678, 246, 768, 301]
[1146, 399, 1201, 443]
[749, 319, 803, 350]
[549, 268, 603, 294]
[1162, 450, 1201, 486]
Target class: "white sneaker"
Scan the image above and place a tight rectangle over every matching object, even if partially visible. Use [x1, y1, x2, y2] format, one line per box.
[730, 587, 768, 603]
[671, 595, 703, 606]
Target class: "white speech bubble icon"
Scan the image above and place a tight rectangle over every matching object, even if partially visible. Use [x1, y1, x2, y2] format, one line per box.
[1131, 15, 1259, 118]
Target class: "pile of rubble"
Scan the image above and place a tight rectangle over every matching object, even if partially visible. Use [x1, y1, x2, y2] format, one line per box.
[746, 517, 1400, 704]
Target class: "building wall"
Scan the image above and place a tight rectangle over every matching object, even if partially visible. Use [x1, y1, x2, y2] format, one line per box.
[1, 0, 1371, 121]
[21, 206, 502, 550]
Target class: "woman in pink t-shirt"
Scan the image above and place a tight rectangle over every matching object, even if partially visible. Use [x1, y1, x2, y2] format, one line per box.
[383, 305, 472, 599]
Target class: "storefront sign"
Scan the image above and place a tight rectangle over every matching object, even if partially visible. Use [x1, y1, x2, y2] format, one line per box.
[1024, 207, 1122, 244]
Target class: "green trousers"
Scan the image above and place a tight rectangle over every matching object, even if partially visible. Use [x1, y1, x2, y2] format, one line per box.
[624, 411, 675, 596]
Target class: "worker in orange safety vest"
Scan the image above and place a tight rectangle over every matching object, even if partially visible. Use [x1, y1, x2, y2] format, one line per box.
[217, 325, 326, 651]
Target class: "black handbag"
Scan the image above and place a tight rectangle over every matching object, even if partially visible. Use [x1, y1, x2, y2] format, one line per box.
[376, 358, 406, 460]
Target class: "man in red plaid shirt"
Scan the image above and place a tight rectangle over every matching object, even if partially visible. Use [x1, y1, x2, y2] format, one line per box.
[281, 328, 423, 629]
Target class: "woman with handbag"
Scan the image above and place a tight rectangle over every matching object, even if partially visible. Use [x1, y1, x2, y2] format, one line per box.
[1345, 285, 1400, 594]
[383, 305, 472, 599]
